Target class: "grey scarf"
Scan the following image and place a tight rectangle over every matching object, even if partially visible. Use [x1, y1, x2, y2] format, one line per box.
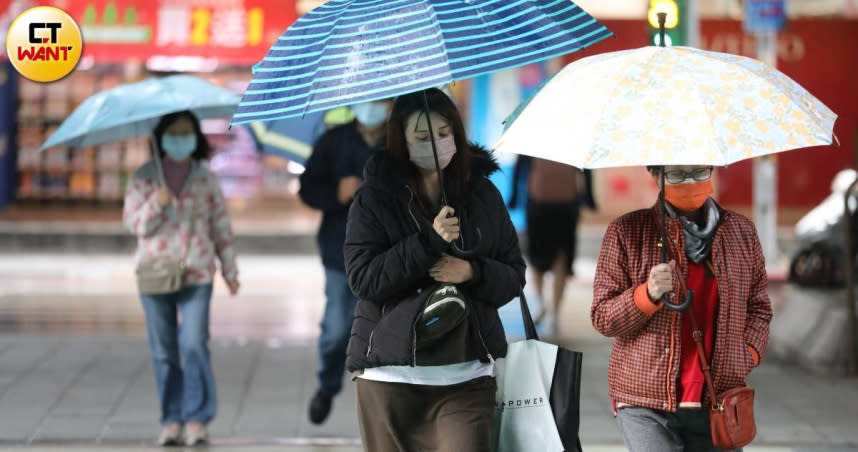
[666, 198, 720, 264]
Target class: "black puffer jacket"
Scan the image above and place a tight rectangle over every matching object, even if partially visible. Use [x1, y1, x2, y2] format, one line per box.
[344, 144, 526, 372]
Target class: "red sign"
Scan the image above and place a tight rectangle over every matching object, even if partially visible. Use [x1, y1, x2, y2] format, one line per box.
[28, 0, 297, 64]
[702, 19, 858, 209]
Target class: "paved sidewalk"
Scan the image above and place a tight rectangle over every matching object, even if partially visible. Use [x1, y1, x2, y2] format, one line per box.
[0, 254, 855, 450]
[1, 334, 857, 450]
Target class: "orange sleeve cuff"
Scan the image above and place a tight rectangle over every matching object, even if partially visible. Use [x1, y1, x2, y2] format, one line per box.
[634, 283, 663, 316]
[748, 345, 760, 367]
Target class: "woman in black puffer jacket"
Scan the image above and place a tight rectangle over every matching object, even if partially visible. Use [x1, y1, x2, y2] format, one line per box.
[344, 89, 525, 451]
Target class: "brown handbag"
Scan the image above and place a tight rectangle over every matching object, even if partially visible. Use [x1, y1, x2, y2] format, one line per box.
[688, 310, 757, 449]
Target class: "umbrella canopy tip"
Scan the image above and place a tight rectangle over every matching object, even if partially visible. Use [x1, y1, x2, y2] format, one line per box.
[657, 13, 667, 48]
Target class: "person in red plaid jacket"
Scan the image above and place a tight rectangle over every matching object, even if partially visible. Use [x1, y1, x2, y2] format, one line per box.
[592, 165, 772, 452]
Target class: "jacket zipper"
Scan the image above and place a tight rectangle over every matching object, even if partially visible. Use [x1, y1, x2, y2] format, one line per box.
[405, 186, 422, 232]
[406, 187, 420, 366]
[665, 222, 683, 412]
[366, 304, 387, 357]
[477, 324, 494, 363]
[471, 302, 495, 363]
[666, 312, 677, 411]
[366, 330, 374, 357]
[412, 311, 419, 366]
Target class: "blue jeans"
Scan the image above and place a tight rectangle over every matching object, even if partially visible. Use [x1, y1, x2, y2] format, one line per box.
[317, 268, 358, 397]
[140, 284, 216, 425]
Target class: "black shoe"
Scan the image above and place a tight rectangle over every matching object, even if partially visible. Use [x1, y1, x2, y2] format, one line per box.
[308, 391, 333, 425]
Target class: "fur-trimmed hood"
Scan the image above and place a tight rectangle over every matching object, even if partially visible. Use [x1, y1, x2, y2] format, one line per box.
[361, 142, 501, 192]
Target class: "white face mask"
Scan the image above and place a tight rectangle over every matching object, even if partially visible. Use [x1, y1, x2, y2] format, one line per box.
[408, 135, 457, 170]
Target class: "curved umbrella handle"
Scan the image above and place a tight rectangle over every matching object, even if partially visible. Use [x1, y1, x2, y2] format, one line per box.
[449, 227, 482, 258]
[656, 167, 693, 312]
[662, 290, 694, 311]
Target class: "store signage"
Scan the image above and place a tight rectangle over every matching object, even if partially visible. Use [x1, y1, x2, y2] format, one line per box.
[744, 0, 786, 33]
[27, 0, 298, 64]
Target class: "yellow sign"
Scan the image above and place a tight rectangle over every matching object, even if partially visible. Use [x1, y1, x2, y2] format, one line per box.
[648, 0, 679, 30]
[5, 6, 83, 83]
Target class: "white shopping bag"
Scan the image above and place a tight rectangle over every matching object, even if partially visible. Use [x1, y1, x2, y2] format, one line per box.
[492, 339, 566, 452]
[492, 294, 583, 452]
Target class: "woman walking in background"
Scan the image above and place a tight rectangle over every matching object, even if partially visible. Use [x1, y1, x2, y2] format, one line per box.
[123, 111, 240, 446]
[509, 156, 596, 333]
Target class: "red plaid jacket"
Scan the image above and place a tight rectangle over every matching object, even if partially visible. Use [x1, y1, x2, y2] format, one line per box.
[592, 203, 772, 412]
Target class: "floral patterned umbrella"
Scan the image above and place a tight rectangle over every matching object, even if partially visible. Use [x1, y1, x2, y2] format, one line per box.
[496, 45, 837, 168]
[497, 44, 837, 311]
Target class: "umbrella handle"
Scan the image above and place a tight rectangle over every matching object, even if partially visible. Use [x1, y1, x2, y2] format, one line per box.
[449, 227, 482, 258]
[151, 133, 176, 220]
[151, 133, 169, 187]
[421, 89, 483, 259]
[657, 166, 692, 311]
[662, 290, 694, 311]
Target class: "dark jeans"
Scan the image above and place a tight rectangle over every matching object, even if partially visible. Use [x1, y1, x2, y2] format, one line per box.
[617, 407, 742, 452]
[317, 267, 358, 396]
[140, 284, 216, 425]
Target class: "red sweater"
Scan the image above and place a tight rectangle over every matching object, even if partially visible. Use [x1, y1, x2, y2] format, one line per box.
[678, 262, 719, 406]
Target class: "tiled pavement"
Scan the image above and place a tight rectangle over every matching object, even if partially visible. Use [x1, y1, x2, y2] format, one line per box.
[0, 254, 855, 451]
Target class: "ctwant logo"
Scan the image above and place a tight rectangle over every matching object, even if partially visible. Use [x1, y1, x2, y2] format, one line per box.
[5, 7, 82, 82]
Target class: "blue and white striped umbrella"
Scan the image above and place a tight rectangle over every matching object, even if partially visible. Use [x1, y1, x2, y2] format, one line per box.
[231, 0, 612, 125]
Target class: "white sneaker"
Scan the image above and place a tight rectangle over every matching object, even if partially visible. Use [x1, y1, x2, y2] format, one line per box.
[184, 423, 209, 446]
[157, 424, 182, 447]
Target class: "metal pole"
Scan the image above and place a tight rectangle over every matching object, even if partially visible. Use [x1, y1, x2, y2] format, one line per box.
[685, 0, 700, 48]
[754, 30, 779, 265]
[844, 176, 858, 375]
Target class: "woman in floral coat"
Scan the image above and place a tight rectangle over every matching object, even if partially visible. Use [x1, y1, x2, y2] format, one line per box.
[123, 111, 239, 446]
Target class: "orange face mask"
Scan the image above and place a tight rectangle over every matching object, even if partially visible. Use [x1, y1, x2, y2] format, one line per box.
[664, 180, 714, 211]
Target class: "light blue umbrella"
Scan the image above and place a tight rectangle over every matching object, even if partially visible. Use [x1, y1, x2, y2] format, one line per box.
[42, 75, 240, 150]
[231, 0, 612, 124]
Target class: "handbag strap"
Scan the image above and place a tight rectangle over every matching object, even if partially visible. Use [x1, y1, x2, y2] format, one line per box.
[518, 290, 539, 341]
[690, 260, 721, 411]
